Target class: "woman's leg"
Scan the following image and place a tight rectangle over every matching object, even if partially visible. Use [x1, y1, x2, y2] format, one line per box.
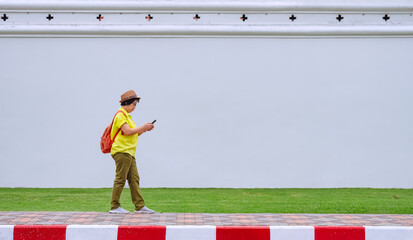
[111, 152, 133, 210]
[127, 156, 145, 211]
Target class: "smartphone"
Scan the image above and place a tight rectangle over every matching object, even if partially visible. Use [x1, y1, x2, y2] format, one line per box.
[151, 120, 157, 124]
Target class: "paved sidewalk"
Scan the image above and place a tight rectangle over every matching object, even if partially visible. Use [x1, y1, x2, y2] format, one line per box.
[0, 212, 412, 226]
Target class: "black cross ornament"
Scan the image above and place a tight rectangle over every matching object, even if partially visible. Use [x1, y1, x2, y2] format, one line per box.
[96, 14, 104, 21]
[193, 14, 200, 20]
[240, 14, 248, 21]
[1, 14, 8, 21]
[383, 14, 390, 21]
[336, 14, 344, 22]
[46, 14, 54, 21]
[146, 14, 153, 21]
[289, 14, 297, 21]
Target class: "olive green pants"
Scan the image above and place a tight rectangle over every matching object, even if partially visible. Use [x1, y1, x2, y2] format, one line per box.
[111, 152, 145, 211]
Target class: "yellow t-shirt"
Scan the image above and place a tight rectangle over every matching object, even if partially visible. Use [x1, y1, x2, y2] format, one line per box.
[110, 107, 139, 156]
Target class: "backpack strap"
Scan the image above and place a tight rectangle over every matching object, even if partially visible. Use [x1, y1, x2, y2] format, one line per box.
[111, 111, 128, 141]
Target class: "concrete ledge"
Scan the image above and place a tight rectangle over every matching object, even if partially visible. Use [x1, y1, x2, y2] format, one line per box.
[2, 1, 413, 38]
[1, 225, 413, 240]
[1, 0, 413, 12]
[2, 25, 413, 37]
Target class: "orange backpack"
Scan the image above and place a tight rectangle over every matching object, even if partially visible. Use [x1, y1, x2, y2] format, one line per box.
[100, 111, 127, 154]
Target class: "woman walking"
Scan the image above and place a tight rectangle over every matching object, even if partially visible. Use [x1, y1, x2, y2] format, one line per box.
[109, 90, 155, 214]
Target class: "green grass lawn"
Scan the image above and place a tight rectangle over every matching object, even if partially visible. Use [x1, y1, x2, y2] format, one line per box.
[0, 188, 412, 214]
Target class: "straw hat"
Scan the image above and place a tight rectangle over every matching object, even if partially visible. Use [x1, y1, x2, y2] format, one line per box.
[120, 90, 140, 103]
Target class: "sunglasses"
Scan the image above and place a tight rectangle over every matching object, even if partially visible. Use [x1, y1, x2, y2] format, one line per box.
[131, 98, 140, 106]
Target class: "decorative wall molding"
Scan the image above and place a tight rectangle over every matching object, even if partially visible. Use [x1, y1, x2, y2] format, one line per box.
[2, 25, 413, 38]
[1, 1, 413, 37]
[2, 1, 413, 12]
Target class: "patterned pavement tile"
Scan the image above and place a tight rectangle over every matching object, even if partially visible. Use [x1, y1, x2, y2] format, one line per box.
[0, 212, 412, 226]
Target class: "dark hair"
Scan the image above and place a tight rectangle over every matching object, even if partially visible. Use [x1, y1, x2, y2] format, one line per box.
[121, 98, 140, 106]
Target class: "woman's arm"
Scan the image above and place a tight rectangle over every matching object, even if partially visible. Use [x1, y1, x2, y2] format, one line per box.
[121, 123, 154, 136]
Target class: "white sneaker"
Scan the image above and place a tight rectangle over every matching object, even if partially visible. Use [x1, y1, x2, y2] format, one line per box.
[134, 206, 155, 214]
[109, 207, 129, 214]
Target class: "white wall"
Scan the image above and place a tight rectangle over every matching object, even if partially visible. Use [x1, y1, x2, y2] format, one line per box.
[0, 37, 412, 188]
[0, 0, 412, 188]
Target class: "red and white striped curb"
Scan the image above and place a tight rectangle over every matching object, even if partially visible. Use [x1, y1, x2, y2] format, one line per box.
[1, 225, 413, 240]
